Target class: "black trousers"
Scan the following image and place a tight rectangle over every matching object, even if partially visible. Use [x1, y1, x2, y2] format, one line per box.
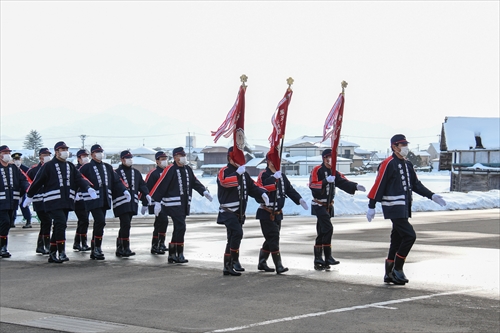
[388, 218, 417, 259]
[259, 218, 282, 252]
[171, 215, 187, 243]
[315, 212, 333, 245]
[12, 202, 31, 223]
[90, 208, 107, 238]
[118, 212, 134, 239]
[75, 209, 90, 235]
[0, 209, 13, 236]
[48, 209, 69, 242]
[152, 212, 169, 237]
[223, 214, 244, 253]
[37, 210, 52, 236]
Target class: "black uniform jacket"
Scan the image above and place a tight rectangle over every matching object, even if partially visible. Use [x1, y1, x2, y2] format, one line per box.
[309, 163, 358, 217]
[255, 167, 302, 221]
[150, 163, 206, 217]
[0, 163, 29, 211]
[74, 162, 90, 211]
[368, 153, 434, 219]
[112, 164, 149, 217]
[27, 158, 90, 212]
[143, 166, 163, 215]
[216, 163, 266, 224]
[79, 159, 126, 211]
[27, 163, 46, 212]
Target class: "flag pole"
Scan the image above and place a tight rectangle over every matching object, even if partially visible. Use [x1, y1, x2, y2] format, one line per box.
[238, 74, 247, 224]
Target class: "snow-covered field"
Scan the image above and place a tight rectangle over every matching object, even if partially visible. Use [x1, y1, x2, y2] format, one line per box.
[188, 170, 499, 217]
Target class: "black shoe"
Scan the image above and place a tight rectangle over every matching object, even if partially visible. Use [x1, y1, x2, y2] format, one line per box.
[22, 222, 32, 229]
[223, 255, 241, 276]
[271, 252, 288, 274]
[392, 269, 409, 284]
[257, 249, 275, 272]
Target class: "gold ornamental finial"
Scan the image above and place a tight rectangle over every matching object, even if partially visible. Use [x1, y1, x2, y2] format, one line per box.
[240, 74, 248, 87]
[341, 81, 348, 94]
[287, 77, 294, 91]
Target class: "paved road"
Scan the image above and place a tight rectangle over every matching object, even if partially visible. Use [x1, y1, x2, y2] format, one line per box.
[1, 209, 499, 332]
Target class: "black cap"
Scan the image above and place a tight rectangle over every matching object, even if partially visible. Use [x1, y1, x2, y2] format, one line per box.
[172, 147, 186, 156]
[155, 151, 167, 160]
[227, 146, 234, 155]
[38, 148, 51, 156]
[322, 149, 332, 158]
[11, 152, 22, 159]
[76, 149, 89, 157]
[390, 134, 409, 145]
[120, 150, 133, 159]
[91, 144, 104, 153]
[54, 141, 69, 150]
[0, 145, 12, 153]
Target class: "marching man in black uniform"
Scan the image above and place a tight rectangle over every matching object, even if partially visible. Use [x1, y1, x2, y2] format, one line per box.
[11, 152, 33, 228]
[144, 151, 170, 255]
[27, 148, 53, 255]
[79, 144, 129, 260]
[24, 141, 96, 263]
[113, 150, 151, 257]
[0, 145, 29, 258]
[150, 147, 212, 264]
[309, 148, 366, 270]
[217, 147, 268, 276]
[72, 149, 92, 251]
[256, 152, 308, 274]
[366, 134, 446, 285]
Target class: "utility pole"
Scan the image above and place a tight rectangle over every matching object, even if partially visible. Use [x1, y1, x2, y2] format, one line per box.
[188, 131, 191, 161]
[80, 134, 86, 149]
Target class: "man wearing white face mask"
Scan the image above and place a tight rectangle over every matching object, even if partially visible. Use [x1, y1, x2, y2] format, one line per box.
[10, 153, 33, 228]
[79, 144, 128, 260]
[27, 148, 53, 254]
[113, 150, 151, 257]
[366, 134, 446, 285]
[150, 147, 212, 264]
[143, 151, 170, 255]
[25, 142, 95, 263]
[0, 145, 30, 258]
[72, 149, 92, 252]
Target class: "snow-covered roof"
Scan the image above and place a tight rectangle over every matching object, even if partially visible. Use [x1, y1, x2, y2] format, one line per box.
[442, 116, 500, 150]
[246, 157, 266, 167]
[283, 155, 351, 164]
[284, 136, 359, 148]
[200, 164, 226, 169]
[129, 156, 156, 165]
[354, 148, 372, 155]
[429, 142, 440, 152]
[413, 151, 431, 157]
[131, 146, 157, 155]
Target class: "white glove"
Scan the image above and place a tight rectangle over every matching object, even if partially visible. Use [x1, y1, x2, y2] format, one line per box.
[124, 190, 132, 202]
[273, 171, 282, 179]
[23, 196, 33, 208]
[88, 188, 97, 199]
[75, 193, 81, 201]
[366, 208, 376, 222]
[146, 194, 152, 205]
[432, 194, 446, 207]
[154, 202, 162, 216]
[141, 206, 148, 215]
[261, 193, 270, 206]
[299, 198, 309, 210]
[326, 175, 335, 183]
[236, 165, 246, 175]
[357, 184, 366, 192]
[203, 190, 213, 202]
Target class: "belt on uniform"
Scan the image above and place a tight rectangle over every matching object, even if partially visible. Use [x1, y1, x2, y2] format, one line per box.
[260, 205, 282, 221]
[220, 206, 245, 220]
[313, 199, 333, 212]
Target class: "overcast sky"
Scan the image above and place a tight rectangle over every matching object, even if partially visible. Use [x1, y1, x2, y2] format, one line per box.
[1, 1, 498, 154]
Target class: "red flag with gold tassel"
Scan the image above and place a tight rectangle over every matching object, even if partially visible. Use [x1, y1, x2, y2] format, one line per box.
[322, 81, 348, 169]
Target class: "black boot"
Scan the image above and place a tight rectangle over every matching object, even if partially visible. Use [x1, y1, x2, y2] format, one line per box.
[223, 254, 241, 276]
[159, 233, 167, 252]
[22, 221, 32, 228]
[271, 251, 289, 274]
[48, 243, 62, 263]
[231, 249, 245, 272]
[176, 243, 188, 263]
[392, 254, 409, 284]
[73, 233, 82, 251]
[36, 235, 49, 255]
[313, 246, 326, 270]
[151, 236, 165, 254]
[0, 237, 11, 258]
[43, 235, 51, 254]
[80, 234, 91, 251]
[57, 241, 69, 262]
[115, 238, 127, 257]
[257, 249, 275, 272]
[122, 238, 135, 257]
[90, 237, 105, 260]
[168, 243, 179, 263]
[384, 259, 395, 283]
[323, 244, 340, 267]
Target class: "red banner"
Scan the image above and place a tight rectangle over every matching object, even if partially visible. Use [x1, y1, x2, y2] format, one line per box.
[211, 85, 246, 166]
[322, 93, 345, 169]
[267, 90, 293, 171]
